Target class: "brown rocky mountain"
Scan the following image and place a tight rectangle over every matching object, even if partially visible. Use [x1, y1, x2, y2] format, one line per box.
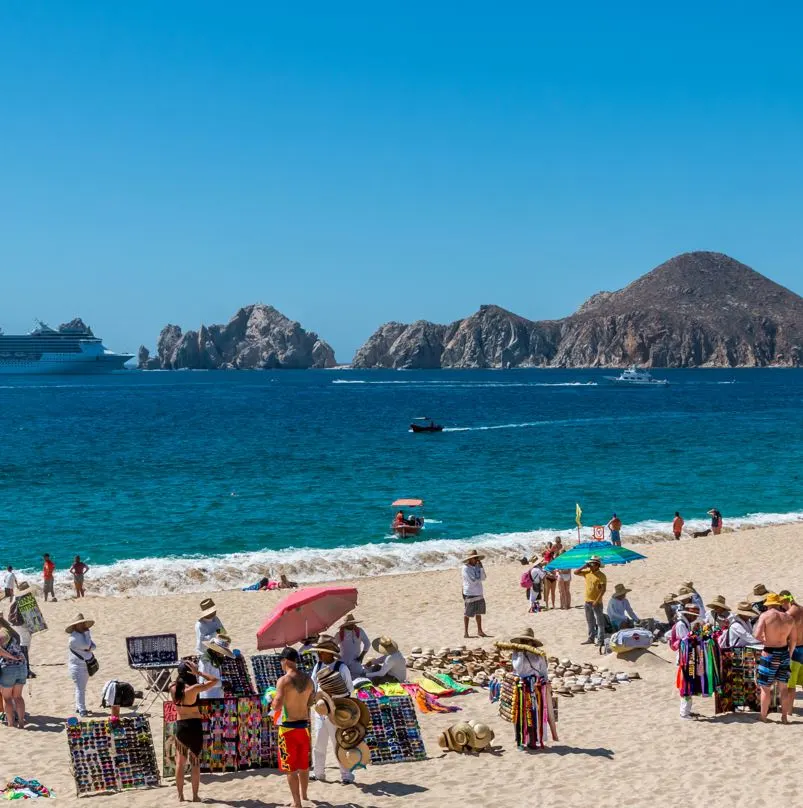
[352, 252, 803, 368]
[139, 304, 336, 370]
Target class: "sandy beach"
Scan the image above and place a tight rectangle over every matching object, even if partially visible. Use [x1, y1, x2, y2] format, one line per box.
[3, 522, 802, 808]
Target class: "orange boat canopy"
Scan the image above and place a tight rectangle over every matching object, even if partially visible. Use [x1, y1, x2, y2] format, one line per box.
[392, 498, 423, 508]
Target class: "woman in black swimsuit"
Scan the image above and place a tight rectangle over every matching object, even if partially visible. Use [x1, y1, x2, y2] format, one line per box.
[170, 660, 219, 802]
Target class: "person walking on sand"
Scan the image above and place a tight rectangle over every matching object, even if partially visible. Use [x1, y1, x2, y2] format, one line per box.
[42, 554, 57, 602]
[461, 550, 488, 638]
[66, 613, 96, 716]
[527, 556, 546, 613]
[3, 566, 17, 601]
[672, 512, 684, 540]
[754, 593, 795, 722]
[69, 556, 88, 598]
[575, 556, 606, 646]
[272, 648, 314, 808]
[607, 514, 623, 547]
[780, 592, 803, 710]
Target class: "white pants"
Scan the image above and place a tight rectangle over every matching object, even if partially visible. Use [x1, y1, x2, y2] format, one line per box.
[70, 664, 89, 713]
[679, 696, 693, 718]
[313, 713, 353, 782]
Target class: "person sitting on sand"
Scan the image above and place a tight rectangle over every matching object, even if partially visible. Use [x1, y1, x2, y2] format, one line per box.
[365, 636, 407, 684]
[607, 583, 638, 629]
[704, 595, 731, 630]
[337, 613, 370, 677]
[679, 583, 705, 617]
[726, 601, 762, 648]
[672, 512, 684, 540]
[461, 550, 488, 639]
[754, 593, 796, 722]
[195, 599, 224, 655]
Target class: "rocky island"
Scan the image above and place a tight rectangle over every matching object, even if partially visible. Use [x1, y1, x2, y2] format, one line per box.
[139, 304, 336, 370]
[352, 252, 803, 368]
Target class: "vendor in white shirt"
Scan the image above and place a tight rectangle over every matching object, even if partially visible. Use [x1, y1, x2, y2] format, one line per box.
[674, 602, 703, 719]
[3, 566, 17, 600]
[365, 636, 407, 684]
[195, 598, 225, 656]
[528, 557, 547, 613]
[607, 583, 639, 629]
[198, 633, 232, 699]
[704, 595, 731, 630]
[504, 627, 548, 679]
[725, 601, 762, 648]
[336, 613, 370, 677]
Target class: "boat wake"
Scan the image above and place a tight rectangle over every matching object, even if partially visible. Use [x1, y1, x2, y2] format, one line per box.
[16, 511, 803, 597]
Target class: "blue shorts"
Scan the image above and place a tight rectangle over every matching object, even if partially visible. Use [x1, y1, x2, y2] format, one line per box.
[610, 530, 621, 546]
[0, 663, 28, 688]
[757, 647, 791, 687]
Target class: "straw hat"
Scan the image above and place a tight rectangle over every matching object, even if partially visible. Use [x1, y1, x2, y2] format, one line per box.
[310, 635, 341, 657]
[340, 613, 361, 628]
[331, 697, 362, 730]
[462, 550, 485, 564]
[495, 627, 543, 654]
[680, 604, 701, 617]
[706, 595, 730, 612]
[315, 668, 350, 698]
[587, 555, 604, 567]
[749, 584, 769, 604]
[682, 581, 695, 591]
[65, 613, 95, 634]
[313, 691, 335, 717]
[612, 584, 631, 597]
[336, 741, 370, 773]
[676, 588, 694, 603]
[203, 633, 234, 658]
[660, 593, 678, 607]
[371, 636, 399, 654]
[763, 593, 784, 609]
[734, 600, 757, 619]
[17, 581, 30, 592]
[199, 598, 217, 619]
[336, 724, 367, 750]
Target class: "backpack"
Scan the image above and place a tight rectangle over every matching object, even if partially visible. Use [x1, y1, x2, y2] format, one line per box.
[519, 569, 533, 589]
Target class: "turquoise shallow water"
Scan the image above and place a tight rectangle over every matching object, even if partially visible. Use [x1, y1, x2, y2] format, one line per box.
[1, 368, 801, 594]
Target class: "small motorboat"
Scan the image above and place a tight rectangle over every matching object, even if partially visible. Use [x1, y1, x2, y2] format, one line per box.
[603, 365, 669, 386]
[410, 416, 443, 433]
[391, 498, 425, 538]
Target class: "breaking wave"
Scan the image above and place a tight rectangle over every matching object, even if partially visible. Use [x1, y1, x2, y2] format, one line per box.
[14, 511, 803, 598]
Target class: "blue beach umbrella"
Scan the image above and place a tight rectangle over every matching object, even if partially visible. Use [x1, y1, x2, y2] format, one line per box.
[544, 541, 646, 571]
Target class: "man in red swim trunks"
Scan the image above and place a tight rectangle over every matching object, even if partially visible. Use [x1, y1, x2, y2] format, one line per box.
[272, 648, 314, 808]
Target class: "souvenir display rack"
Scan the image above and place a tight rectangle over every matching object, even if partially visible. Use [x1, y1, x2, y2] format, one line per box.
[361, 696, 426, 765]
[250, 653, 312, 692]
[220, 654, 256, 697]
[16, 591, 47, 634]
[126, 634, 179, 668]
[67, 715, 160, 797]
[716, 647, 778, 713]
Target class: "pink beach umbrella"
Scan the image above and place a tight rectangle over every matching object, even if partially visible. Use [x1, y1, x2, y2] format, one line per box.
[256, 586, 359, 650]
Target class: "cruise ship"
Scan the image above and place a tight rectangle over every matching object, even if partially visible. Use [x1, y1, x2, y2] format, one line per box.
[0, 319, 133, 375]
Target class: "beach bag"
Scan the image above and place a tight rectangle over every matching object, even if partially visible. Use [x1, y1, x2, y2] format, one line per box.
[72, 649, 99, 676]
[609, 628, 652, 654]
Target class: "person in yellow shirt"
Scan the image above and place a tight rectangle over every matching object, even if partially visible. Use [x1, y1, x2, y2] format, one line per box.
[574, 556, 607, 646]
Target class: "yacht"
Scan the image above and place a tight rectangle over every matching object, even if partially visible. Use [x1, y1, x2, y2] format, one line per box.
[603, 364, 669, 386]
[0, 320, 133, 375]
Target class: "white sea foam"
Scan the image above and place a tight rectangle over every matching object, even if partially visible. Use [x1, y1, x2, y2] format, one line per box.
[16, 510, 803, 597]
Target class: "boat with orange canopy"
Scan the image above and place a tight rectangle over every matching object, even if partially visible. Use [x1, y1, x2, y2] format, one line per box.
[391, 498, 425, 538]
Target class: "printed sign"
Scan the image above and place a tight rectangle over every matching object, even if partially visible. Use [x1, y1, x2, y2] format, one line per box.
[16, 592, 47, 634]
[592, 525, 605, 541]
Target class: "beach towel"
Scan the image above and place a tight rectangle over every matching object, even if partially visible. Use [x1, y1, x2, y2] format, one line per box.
[1, 778, 54, 799]
[414, 677, 455, 696]
[377, 683, 406, 697]
[403, 684, 460, 714]
[426, 673, 475, 695]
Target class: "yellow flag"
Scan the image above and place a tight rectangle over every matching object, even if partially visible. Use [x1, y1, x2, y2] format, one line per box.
[575, 503, 582, 527]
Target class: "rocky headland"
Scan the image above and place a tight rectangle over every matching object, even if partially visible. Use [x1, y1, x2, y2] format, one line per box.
[352, 252, 803, 368]
[139, 304, 336, 370]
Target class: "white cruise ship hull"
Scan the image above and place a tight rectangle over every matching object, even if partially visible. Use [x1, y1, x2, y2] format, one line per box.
[0, 353, 132, 374]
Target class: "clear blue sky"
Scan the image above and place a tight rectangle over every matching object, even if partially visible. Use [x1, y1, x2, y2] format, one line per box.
[2, 2, 802, 361]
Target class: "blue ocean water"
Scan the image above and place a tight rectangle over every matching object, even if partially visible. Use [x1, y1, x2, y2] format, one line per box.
[1, 368, 801, 594]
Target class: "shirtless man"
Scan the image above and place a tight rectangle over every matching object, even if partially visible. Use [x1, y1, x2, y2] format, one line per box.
[780, 591, 803, 716]
[272, 647, 315, 808]
[754, 593, 796, 723]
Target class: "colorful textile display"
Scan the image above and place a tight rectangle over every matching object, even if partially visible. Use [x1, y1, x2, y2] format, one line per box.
[423, 672, 474, 694]
[1, 778, 54, 799]
[361, 696, 426, 765]
[220, 654, 256, 697]
[399, 683, 461, 713]
[413, 677, 455, 696]
[66, 715, 160, 796]
[251, 653, 312, 692]
[495, 673, 556, 748]
[677, 627, 722, 698]
[15, 592, 47, 634]
[716, 648, 779, 714]
[163, 697, 279, 776]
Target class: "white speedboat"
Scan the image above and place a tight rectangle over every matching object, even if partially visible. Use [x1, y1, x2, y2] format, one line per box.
[603, 365, 669, 386]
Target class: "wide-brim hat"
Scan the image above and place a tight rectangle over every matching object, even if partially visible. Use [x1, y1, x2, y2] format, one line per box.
[749, 584, 769, 603]
[612, 584, 631, 597]
[336, 741, 370, 773]
[331, 697, 362, 729]
[734, 601, 757, 619]
[199, 598, 217, 618]
[682, 581, 695, 590]
[17, 581, 30, 592]
[336, 723, 367, 749]
[315, 669, 350, 698]
[203, 634, 234, 658]
[65, 613, 95, 634]
[587, 556, 604, 567]
[495, 626, 543, 653]
[680, 605, 701, 617]
[763, 593, 783, 609]
[706, 595, 730, 611]
[371, 636, 398, 654]
[462, 550, 485, 564]
[340, 613, 361, 627]
[310, 635, 341, 656]
[661, 593, 678, 607]
[314, 691, 335, 717]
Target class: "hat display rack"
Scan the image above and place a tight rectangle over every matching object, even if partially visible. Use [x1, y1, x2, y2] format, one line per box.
[360, 695, 426, 765]
[67, 715, 160, 797]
